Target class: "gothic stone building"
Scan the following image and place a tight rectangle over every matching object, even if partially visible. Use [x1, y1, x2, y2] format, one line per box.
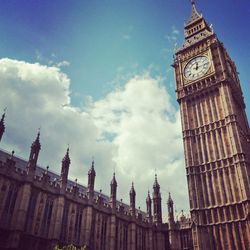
[173, 1, 250, 250]
[0, 125, 170, 250]
[0, 116, 191, 250]
[1, 1, 250, 250]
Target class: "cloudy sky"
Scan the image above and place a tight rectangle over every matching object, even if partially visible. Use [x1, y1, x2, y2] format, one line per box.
[0, 0, 249, 217]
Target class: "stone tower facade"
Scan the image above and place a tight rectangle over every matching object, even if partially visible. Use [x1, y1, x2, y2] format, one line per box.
[173, 1, 250, 249]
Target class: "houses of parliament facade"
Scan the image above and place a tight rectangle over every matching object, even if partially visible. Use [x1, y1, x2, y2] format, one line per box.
[0, 1, 249, 250]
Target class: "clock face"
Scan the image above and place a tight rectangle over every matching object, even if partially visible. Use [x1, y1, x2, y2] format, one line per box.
[184, 56, 211, 81]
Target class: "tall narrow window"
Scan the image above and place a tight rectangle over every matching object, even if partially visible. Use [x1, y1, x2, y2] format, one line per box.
[60, 201, 69, 243]
[100, 217, 107, 250]
[1, 184, 18, 227]
[40, 197, 53, 237]
[25, 189, 38, 233]
[142, 229, 146, 250]
[115, 221, 118, 249]
[124, 226, 128, 250]
[74, 205, 83, 245]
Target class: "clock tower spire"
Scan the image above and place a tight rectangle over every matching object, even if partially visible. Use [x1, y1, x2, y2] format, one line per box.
[173, 1, 250, 249]
[188, 0, 201, 24]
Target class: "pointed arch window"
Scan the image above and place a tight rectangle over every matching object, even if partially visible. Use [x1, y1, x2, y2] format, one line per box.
[1, 183, 18, 227]
[25, 189, 38, 233]
[74, 205, 83, 245]
[60, 201, 69, 243]
[40, 197, 53, 237]
[100, 216, 107, 250]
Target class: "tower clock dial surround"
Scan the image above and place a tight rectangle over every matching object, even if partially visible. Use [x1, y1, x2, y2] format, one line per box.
[184, 55, 211, 81]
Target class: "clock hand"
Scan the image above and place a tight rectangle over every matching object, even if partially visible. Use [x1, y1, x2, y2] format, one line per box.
[195, 62, 199, 70]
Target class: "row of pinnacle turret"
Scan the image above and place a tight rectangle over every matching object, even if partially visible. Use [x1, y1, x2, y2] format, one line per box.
[0, 109, 175, 223]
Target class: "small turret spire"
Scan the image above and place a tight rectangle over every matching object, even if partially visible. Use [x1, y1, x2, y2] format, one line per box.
[110, 172, 117, 210]
[168, 192, 173, 204]
[27, 130, 41, 174]
[33, 129, 41, 149]
[0, 108, 6, 142]
[60, 147, 71, 188]
[152, 174, 162, 225]
[87, 158, 96, 199]
[146, 190, 152, 221]
[146, 190, 151, 201]
[130, 182, 136, 216]
[187, 0, 202, 25]
[1, 108, 6, 120]
[168, 192, 175, 229]
[111, 172, 117, 186]
[62, 146, 70, 164]
[153, 174, 160, 190]
[182, 0, 213, 44]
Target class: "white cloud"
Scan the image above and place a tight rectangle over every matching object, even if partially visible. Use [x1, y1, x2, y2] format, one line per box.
[122, 25, 134, 41]
[35, 51, 70, 68]
[122, 34, 131, 40]
[164, 25, 180, 50]
[172, 26, 180, 35]
[54, 60, 70, 67]
[88, 73, 188, 211]
[0, 58, 189, 215]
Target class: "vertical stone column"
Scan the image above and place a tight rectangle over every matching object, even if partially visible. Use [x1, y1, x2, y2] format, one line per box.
[192, 174, 198, 208]
[157, 231, 166, 250]
[7, 183, 31, 249]
[238, 223, 247, 250]
[105, 216, 110, 250]
[12, 183, 31, 230]
[200, 134, 206, 163]
[109, 214, 117, 250]
[128, 222, 136, 250]
[204, 172, 212, 207]
[237, 162, 250, 200]
[108, 215, 116, 250]
[80, 207, 87, 246]
[222, 168, 231, 204]
[198, 226, 211, 250]
[49, 195, 65, 248]
[225, 223, 234, 250]
[146, 228, 153, 250]
[196, 174, 204, 208]
[84, 206, 93, 248]
[218, 168, 227, 204]
[211, 170, 218, 205]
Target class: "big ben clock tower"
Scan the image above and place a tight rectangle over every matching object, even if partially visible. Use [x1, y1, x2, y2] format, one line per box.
[173, 1, 250, 249]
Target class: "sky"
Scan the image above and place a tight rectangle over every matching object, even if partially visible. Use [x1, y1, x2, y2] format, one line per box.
[0, 0, 249, 218]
